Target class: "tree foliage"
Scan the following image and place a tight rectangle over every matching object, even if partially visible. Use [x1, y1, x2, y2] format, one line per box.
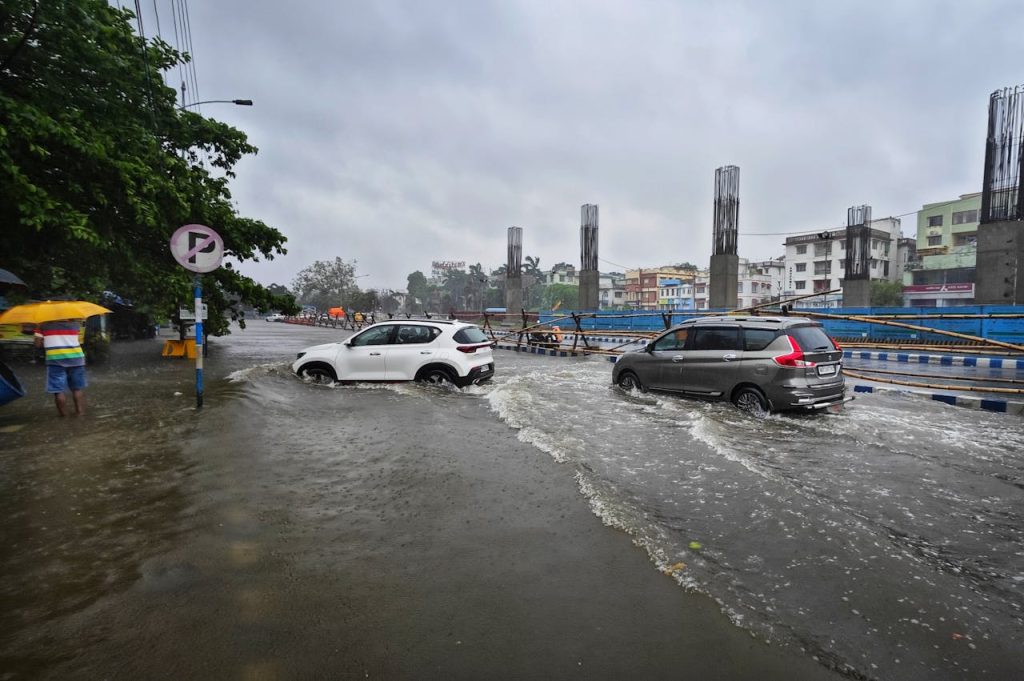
[406, 271, 430, 308]
[291, 257, 360, 312]
[870, 280, 904, 307]
[541, 283, 579, 311]
[0, 0, 295, 334]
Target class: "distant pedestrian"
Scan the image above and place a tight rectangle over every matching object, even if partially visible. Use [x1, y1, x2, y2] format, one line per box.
[34, 319, 87, 416]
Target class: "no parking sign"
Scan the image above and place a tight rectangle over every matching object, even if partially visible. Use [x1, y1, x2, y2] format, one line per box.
[170, 224, 224, 273]
[169, 224, 223, 409]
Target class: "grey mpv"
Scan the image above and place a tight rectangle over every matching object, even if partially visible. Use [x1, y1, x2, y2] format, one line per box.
[612, 316, 847, 415]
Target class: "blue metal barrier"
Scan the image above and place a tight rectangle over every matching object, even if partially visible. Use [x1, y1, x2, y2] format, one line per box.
[538, 307, 1024, 344]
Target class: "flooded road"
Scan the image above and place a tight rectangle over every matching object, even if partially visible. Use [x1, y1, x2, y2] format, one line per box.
[1, 322, 1021, 680]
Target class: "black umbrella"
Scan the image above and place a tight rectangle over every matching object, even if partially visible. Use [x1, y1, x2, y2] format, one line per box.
[0, 268, 26, 287]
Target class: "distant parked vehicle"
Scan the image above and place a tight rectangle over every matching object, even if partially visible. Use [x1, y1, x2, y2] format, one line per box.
[292, 319, 494, 387]
[611, 316, 847, 416]
[265, 313, 285, 322]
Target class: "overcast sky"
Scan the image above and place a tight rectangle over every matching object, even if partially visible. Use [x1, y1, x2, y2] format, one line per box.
[139, 0, 1023, 292]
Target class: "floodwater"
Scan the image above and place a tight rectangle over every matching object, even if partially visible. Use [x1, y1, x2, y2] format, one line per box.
[1, 322, 1021, 680]
[486, 351, 1024, 679]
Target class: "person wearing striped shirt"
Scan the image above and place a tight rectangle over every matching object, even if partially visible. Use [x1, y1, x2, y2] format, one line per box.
[34, 319, 87, 416]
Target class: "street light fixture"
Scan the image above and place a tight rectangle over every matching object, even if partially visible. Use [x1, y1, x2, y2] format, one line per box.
[177, 99, 253, 111]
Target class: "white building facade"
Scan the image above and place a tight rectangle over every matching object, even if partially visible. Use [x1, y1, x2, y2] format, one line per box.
[599, 272, 626, 309]
[782, 218, 902, 308]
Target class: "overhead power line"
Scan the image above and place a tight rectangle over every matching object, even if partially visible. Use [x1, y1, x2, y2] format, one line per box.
[739, 197, 970, 237]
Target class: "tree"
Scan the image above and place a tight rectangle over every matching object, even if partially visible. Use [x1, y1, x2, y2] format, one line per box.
[266, 283, 292, 298]
[291, 258, 358, 312]
[870, 280, 904, 307]
[376, 289, 401, 314]
[441, 267, 475, 311]
[0, 0, 295, 334]
[467, 263, 487, 312]
[346, 289, 378, 314]
[542, 283, 579, 310]
[406, 271, 430, 308]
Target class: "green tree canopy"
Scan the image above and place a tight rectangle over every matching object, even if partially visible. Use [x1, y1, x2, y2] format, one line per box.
[541, 283, 580, 311]
[291, 258, 360, 312]
[406, 271, 430, 307]
[0, 0, 294, 333]
[870, 280, 904, 307]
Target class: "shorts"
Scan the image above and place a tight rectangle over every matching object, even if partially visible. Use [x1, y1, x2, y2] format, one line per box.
[46, 365, 88, 394]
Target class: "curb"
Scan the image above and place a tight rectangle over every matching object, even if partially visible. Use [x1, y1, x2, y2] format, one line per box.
[494, 343, 587, 358]
[844, 350, 1024, 370]
[851, 383, 1024, 416]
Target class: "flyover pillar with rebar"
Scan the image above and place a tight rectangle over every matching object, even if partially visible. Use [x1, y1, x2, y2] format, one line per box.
[579, 204, 600, 310]
[976, 86, 1024, 305]
[710, 166, 739, 309]
[505, 226, 524, 313]
[843, 205, 873, 307]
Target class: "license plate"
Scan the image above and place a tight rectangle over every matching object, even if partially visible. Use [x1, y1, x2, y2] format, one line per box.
[817, 364, 837, 377]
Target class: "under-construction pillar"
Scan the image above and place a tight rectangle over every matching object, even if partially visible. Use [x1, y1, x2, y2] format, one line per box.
[579, 204, 600, 310]
[977, 86, 1024, 304]
[842, 205, 872, 307]
[505, 226, 523, 313]
[709, 165, 739, 309]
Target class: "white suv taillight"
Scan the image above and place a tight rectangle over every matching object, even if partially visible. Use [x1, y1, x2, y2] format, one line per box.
[456, 343, 491, 353]
[772, 335, 817, 367]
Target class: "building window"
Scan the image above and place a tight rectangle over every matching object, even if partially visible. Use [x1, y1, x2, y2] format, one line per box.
[795, 262, 806, 272]
[795, 281, 806, 290]
[814, 261, 831, 275]
[814, 243, 831, 257]
[838, 240, 845, 250]
[927, 235, 942, 246]
[796, 245, 807, 254]
[737, 282, 744, 293]
[927, 215, 943, 227]
[952, 210, 979, 224]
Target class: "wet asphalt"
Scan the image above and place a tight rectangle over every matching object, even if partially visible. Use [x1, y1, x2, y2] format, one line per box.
[0, 323, 843, 680]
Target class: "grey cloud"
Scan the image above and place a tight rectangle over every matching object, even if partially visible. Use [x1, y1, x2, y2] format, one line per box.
[143, 0, 1024, 291]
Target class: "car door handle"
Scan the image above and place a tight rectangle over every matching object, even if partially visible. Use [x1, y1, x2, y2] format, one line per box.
[722, 354, 737, 361]
[420, 351, 432, 355]
[671, 355, 684, 362]
[369, 352, 381, 356]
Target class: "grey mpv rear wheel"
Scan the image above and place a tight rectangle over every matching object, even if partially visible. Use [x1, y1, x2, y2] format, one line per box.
[733, 386, 768, 417]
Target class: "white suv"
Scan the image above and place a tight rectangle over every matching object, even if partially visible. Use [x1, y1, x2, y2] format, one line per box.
[292, 319, 495, 387]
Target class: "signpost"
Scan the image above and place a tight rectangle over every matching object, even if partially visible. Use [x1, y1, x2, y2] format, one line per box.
[170, 224, 224, 409]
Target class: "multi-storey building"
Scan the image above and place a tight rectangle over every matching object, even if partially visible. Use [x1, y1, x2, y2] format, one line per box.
[743, 258, 785, 307]
[541, 263, 579, 286]
[625, 266, 697, 310]
[902, 193, 979, 307]
[691, 259, 779, 310]
[657, 279, 695, 310]
[599, 272, 626, 309]
[782, 218, 902, 308]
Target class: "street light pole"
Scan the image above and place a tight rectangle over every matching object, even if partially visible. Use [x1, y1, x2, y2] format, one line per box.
[177, 99, 253, 111]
